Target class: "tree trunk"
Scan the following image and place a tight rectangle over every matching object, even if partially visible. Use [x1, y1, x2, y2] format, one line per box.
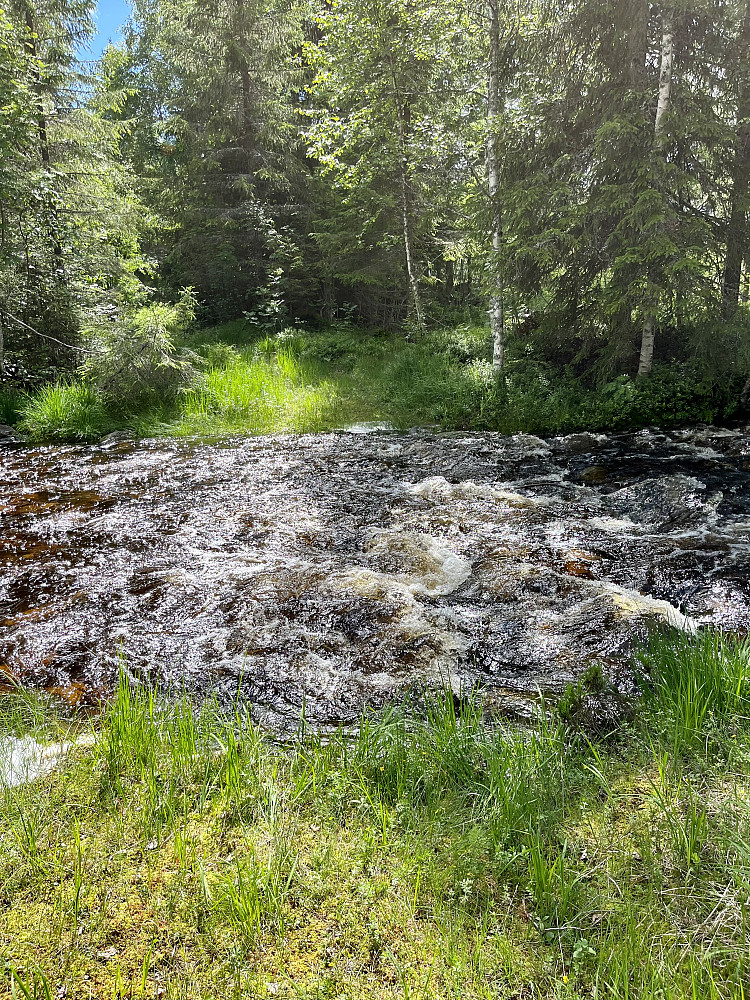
[626, 0, 649, 89]
[638, 9, 674, 378]
[487, 0, 504, 374]
[24, 8, 51, 167]
[235, 0, 253, 145]
[24, 5, 65, 271]
[722, 4, 750, 320]
[388, 59, 425, 334]
[400, 165, 425, 333]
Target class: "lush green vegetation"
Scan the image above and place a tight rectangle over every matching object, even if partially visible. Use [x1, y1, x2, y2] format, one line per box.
[1, 1, 750, 430]
[12, 322, 748, 443]
[2, 631, 750, 998]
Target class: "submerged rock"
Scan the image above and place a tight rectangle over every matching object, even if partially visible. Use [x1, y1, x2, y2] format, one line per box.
[0, 426, 748, 728]
[99, 430, 135, 449]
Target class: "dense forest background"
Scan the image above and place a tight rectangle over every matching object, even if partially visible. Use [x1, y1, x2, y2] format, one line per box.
[1, 0, 750, 435]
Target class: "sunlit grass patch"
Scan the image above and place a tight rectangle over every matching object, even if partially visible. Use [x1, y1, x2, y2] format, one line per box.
[174, 347, 361, 435]
[638, 629, 750, 754]
[19, 382, 112, 442]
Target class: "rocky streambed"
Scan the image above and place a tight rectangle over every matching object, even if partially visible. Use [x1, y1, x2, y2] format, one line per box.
[1, 426, 749, 727]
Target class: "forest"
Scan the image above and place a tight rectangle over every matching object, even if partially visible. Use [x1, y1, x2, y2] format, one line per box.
[5, 5, 750, 1000]
[1, 0, 750, 438]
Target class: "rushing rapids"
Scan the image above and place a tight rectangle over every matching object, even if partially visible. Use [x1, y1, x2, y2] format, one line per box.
[1, 426, 749, 726]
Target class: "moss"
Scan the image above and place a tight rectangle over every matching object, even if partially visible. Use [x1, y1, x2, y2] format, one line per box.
[2, 650, 750, 998]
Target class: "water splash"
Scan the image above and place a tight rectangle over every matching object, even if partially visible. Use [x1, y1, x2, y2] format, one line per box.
[1, 426, 749, 727]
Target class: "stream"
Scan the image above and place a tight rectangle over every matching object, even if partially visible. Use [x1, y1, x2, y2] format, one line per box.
[1, 426, 749, 727]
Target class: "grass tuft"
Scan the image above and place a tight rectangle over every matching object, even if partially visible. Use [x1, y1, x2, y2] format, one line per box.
[638, 629, 750, 753]
[18, 382, 112, 442]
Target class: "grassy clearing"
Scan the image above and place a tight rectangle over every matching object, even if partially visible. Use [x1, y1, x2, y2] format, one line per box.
[13, 322, 742, 442]
[2, 632, 750, 998]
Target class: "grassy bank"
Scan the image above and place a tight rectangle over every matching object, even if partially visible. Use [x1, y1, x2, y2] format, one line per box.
[9, 323, 746, 443]
[2, 631, 750, 998]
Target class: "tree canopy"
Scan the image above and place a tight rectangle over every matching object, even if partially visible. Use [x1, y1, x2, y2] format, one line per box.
[1, 0, 749, 386]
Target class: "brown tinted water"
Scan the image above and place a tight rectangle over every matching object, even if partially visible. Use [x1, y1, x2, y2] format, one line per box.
[1, 427, 749, 727]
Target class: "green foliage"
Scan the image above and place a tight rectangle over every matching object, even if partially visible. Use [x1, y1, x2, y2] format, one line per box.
[638, 630, 750, 754]
[18, 382, 111, 442]
[4, 0, 750, 390]
[0, 387, 22, 424]
[82, 291, 203, 410]
[0, 0, 149, 379]
[179, 341, 348, 434]
[114, 0, 309, 323]
[557, 663, 608, 728]
[14, 323, 749, 441]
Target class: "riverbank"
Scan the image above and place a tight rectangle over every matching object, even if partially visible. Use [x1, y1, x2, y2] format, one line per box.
[4, 323, 746, 443]
[1, 632, 749, 999]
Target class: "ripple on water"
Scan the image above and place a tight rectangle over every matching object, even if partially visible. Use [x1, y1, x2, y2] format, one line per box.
[1, 426, 749, 727]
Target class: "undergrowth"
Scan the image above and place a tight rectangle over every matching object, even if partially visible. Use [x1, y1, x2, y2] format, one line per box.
[12, 322, 745, 442]
[1, 631, 750, 997]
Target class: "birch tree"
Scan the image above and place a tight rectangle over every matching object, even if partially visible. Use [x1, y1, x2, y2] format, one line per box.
[487, 0, 504, 371]
[638, 8, 675, 378]
[722, 3, 750, 319]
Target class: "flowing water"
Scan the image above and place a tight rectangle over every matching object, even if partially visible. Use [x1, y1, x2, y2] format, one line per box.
[1, 426, 750, 727]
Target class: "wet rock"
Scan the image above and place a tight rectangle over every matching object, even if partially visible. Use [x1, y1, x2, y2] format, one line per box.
[99, 430, 135, 449]
[579, 465, 610, 485]
[604, 475, 713, 527]
[558, 432, 607, 454]
[0, 424, 21, 444]
[687, 426, 743, 447]
[511, 433, 551, 455]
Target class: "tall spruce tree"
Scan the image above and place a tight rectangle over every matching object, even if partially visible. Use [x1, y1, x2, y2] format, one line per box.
[0, 0, 144, 377]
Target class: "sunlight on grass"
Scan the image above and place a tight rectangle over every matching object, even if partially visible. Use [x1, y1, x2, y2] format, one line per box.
[14, 322, 747, 443]
[19, 382, 112, 442]
[175, 348, 361, 435]
[2, 632, 750, 997]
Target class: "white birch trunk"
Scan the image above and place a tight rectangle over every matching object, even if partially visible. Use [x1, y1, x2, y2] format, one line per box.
[638, 10, 674, 378]
[401, 165, 425, 333]
[488, 0, 504, 373]
[388, 55, 425, 335]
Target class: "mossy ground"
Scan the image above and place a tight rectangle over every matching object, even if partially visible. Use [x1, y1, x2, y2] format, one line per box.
[2, 634, 750, 999]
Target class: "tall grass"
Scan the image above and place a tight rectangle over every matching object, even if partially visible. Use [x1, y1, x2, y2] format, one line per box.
[19, 382, 112, 442]
[179, 348, 355, 434]
[3, 636, 750, 996]
[639, 630, 750, 752]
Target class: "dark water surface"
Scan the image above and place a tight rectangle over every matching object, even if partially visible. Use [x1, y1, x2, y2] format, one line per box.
[1, 426, 749, 726]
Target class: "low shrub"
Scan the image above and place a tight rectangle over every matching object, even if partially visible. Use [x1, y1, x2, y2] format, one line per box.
[0, 387, 22, 425]
[82, 289, 204, 411]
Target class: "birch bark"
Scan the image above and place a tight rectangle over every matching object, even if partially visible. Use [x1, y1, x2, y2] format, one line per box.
[638, 9, 674, 378]
[388, 59, 425, 334]
[487, 0, 504, 373]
